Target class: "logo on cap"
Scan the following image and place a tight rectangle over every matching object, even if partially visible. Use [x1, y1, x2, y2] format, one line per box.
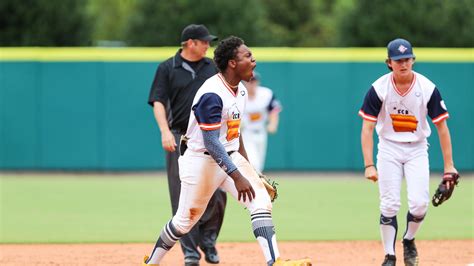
[387, 38, 415, 60]
[398, 45, 408, 53]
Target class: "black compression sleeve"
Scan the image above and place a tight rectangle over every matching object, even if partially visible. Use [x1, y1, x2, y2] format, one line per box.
[202, 129, 238, 175]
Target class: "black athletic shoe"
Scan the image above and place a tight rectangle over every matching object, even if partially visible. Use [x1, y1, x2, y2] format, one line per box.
[381, 254, 396, 266]
[403, 238, 419, 266]
[203, 247, 220, 264]
[184, 257, 200, 266]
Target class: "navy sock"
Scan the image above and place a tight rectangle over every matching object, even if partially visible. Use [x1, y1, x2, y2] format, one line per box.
[146, 220, 183, 264]
[380, 214, 398, 255]
[251, 211, 279, 265]
[403, 211, 425, 240]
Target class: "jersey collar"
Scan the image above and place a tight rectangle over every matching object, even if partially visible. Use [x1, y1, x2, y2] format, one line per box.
[391, 72, 416, 97]
[217, 73, 238, 97]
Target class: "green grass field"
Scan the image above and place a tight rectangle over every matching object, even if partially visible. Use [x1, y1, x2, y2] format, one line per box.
[0, 173, 472, 243]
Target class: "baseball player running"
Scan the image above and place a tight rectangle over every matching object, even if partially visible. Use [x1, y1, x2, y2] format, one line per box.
[242, 72, 282, 173]
[143, 36, 311, 266]
[359, 38, 458, 266]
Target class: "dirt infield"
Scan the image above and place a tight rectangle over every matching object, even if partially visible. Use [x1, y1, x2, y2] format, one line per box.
[1, 240, 472, 265]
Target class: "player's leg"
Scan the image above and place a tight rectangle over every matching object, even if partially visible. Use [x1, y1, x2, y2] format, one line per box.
[377, 140, 403, 257]
[198, 188, 227, 263]
[144, 219, 184, 265]
[243, 130, 263, 172]
[220, 152, 279, 265]
[403, 146, 429, 240]
[401, 145, 428, 266]
[167, 132, 202, 263]
[144, 152, 225, 265]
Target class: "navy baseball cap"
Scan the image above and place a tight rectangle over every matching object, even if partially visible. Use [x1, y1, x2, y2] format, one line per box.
[181, 24, 218, 42]
[387, 38, 415, 60]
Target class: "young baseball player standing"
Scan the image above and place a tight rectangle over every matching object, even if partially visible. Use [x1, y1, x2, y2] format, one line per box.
[143, 36, 311, 266]
[359, 38, 457, 266]
[242, 73, 282, 173]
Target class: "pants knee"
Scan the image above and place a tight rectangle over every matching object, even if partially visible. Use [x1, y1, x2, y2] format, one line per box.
[409, 202, 428, 218]
[171, 211, 202, 235]
[171, 221, 191, 235]
[380, 202, 400, 218]
[245, 189, 273, 214]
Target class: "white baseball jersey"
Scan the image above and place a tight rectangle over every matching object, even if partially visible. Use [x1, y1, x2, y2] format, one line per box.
[185, 73, 247, 152]
[358, 71, 449, 142]
[242, 86, 281, 132]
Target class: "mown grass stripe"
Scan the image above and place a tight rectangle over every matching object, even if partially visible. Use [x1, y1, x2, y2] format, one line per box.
[0, 175, 472, 243]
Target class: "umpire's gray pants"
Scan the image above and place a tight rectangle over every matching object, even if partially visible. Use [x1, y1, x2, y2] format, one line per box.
[166, 132, 227, 260]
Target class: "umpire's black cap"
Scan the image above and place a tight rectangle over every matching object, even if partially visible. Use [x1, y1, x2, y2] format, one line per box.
[181, 24, 218, 42]
[387, 38, 416, 60]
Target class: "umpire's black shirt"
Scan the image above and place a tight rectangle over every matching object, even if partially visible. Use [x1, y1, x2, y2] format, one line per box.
[148, 49, 218, 134]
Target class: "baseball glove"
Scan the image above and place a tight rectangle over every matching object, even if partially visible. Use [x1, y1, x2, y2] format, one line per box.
[259, 173, 278, 202]
[432, 172, 460, 207]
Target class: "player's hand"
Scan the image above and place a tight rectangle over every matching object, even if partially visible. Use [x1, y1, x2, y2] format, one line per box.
[161, 129, 177, 152]
[365, 165, 378, 182]
[230, 171, 256, 202]
[443, 166, 458, 190]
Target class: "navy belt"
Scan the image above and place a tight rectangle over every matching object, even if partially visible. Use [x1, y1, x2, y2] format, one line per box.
[204, 151, 235, 156]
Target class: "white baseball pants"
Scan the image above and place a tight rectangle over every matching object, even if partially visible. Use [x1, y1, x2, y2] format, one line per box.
[376, 138, 430, 218]
[172, 150, 272, 234]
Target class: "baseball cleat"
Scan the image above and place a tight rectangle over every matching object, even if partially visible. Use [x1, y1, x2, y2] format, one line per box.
[381, 254, 396, 266]
[142, 255, 159, 266]
[203, 247, 220, 264]
[184, 256, 200, 266]
[403, 238, 419, 266]
[273, 257, 312, 266]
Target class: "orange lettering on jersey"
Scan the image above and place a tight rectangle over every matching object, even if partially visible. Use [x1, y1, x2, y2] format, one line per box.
[226, 119, 241, 141]
[249, 112, 262, 122]
[390, 114, 418, 132]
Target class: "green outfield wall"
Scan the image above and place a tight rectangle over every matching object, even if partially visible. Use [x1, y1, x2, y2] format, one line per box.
[0, 48, 473, 171]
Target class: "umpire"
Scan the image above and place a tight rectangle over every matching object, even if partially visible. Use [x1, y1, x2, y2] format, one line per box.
[148, 24, 226, 266]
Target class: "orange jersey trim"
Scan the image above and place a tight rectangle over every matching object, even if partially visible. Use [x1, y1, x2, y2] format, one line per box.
[358, 110, 377, 122]
[432, 112, 449, 124]
[199, 122, 221, 130]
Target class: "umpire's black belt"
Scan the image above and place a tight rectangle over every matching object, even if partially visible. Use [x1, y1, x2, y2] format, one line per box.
[204, 151, 235, 156]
